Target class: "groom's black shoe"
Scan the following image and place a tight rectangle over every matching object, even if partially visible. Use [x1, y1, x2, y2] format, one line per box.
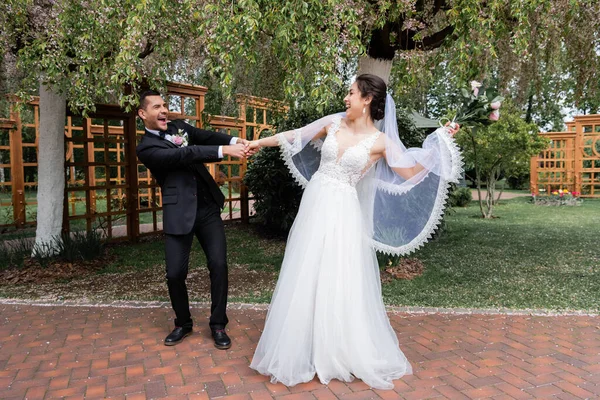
[164, 326, 192, 346]
[211, 328, 231, 350]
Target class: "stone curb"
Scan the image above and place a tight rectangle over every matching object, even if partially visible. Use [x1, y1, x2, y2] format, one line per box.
[0, 298, 597, 317]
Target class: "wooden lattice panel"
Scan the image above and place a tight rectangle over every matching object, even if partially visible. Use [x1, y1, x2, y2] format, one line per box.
[531, 134, 575, 194]
[236, 94, 287, 141]
[531, 114, 600, 198]
[0, 99, 38, 228]
[64, 108, 132, 240]
[579, 121, 600, 196]
[209, 115, 246, 221]
[0, 86, 285, 237]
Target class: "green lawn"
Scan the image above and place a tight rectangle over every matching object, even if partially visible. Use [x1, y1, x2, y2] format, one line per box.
[101, 196, 600, 311]
[102, 223, 285, 275]
[381, 197, 600, 311]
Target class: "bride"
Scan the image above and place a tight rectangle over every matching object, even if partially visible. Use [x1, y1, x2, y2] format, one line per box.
[246, 74, 462, 390]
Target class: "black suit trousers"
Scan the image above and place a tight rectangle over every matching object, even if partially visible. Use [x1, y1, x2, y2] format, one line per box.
[164, 199, 228, 330]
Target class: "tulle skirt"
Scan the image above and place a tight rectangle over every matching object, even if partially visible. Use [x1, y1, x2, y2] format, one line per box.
[250, 173, 412, 390]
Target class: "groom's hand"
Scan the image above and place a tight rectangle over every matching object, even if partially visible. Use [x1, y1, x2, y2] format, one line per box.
[223, 143, 247, 159]
[236, 138, 260, 157]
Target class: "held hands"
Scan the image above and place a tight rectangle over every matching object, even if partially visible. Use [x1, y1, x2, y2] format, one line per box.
[246, 140, 261, 155]
[223, 139, 261, 159]
[240, 139, 260, 157]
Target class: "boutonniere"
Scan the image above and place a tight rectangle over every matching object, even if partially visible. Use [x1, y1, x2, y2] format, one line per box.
[172, 129, 189, 147]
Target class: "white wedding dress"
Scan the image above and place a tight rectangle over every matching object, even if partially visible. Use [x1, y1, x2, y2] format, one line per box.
[250, 119, 412, 390]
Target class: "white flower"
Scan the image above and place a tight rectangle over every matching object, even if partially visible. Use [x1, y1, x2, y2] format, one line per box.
[470, 80, 482, 96]
[173, 129, 189, 147]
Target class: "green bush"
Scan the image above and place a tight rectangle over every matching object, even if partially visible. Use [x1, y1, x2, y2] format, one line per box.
[448, 186, 472, 207]
[245, 145, 304, 235]
[57, 230, 105, 262]
[507, 173, 530, 190]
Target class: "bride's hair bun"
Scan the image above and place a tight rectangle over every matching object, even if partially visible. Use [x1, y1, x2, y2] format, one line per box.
[356, 74, 386, 120]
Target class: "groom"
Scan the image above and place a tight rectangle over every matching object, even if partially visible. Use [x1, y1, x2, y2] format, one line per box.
[136, 90, 249, 349]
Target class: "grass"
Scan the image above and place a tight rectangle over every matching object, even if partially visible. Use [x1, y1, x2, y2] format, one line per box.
[101, 196, 599, 310]
[100, 223, 285, 275]
[382, 197, 600, 311]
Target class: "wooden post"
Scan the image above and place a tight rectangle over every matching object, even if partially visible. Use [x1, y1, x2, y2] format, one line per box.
[567, 136, 575, 193]
[9, 103, 25, 227]
[529, 156, 537, 194]
[240, 119, 249, 224]
[103, 120, 112, 239]
[573, 121, 583, 195]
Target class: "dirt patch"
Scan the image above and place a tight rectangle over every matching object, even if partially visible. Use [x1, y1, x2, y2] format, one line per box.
[0, 257, 108, 285]
[0, 260, 278, 302]
[380, 258, 425, 283]
[0, 245, 419, 302]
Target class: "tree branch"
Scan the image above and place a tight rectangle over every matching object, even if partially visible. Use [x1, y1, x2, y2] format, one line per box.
[138, 42, 154, 59]
[421, 25, 455, 50]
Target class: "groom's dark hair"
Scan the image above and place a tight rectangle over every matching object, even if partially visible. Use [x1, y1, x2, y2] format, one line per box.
[138, 90, 163, 110]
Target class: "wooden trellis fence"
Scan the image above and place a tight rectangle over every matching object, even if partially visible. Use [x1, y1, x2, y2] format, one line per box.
[530, 114, 600, 197]
[0, 83, 286, 242]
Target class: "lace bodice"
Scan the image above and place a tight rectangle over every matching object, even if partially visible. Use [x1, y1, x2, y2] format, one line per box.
[315, 116, 381, 188]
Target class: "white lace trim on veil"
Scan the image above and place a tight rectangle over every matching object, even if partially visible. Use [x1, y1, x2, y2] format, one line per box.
[278, 131, 309, 188]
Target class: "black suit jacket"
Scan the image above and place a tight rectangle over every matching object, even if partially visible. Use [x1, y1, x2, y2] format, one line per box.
[136, 120, 234, 235]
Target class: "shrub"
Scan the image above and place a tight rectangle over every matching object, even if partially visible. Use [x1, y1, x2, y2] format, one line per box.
[507, 173, 529, 190]
[244, 145, 304, 235]
[0, 236, 33, 269]
[31, 230, 105, 263]
[448, 186, 472, 207]
[58, 230, 105, 262]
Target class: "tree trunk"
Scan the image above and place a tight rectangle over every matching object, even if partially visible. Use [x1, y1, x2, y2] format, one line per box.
[494, 170, 505, 205]
[485, 175, 494, 218]
[357, 56, 393, 84]
[34, 82, 66, 256]
[470, 128, 486, 218]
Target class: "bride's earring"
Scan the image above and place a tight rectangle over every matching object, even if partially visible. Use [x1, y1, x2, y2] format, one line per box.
[362, 107, 366, 115]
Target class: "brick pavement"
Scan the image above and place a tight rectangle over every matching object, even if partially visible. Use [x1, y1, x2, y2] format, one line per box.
[1, 302, 599, 399]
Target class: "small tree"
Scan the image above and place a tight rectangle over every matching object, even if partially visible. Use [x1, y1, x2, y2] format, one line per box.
[455, 102, 549, 218]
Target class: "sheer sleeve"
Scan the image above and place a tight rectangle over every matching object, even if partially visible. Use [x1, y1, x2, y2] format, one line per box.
[276, 113, 344, 187]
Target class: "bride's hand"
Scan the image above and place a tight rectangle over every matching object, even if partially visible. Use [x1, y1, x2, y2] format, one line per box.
[245, 140, 261, 156]
[445, 122, 460, 136]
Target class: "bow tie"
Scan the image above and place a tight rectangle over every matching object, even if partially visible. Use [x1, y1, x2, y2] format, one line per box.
[158, 130, 168, 139]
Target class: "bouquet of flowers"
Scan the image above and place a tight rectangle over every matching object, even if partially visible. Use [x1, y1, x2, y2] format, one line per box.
[447, 81, 504, 130]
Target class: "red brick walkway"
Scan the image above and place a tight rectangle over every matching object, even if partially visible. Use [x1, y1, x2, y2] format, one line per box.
[1, 302, 598, 399]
